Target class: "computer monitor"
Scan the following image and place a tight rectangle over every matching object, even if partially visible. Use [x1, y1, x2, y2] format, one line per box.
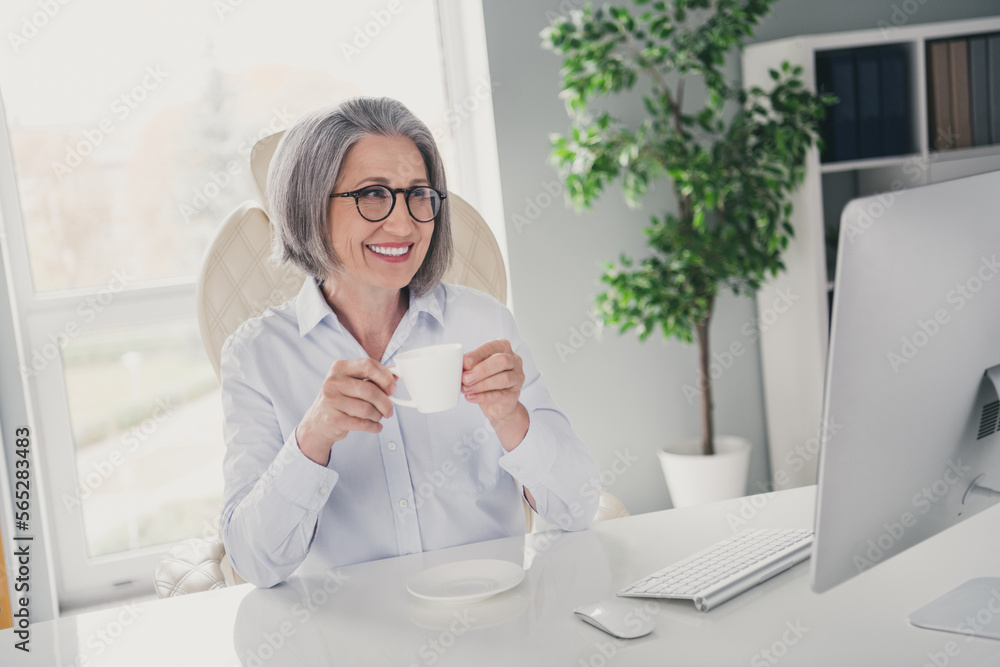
[811, 168, 1000, 635]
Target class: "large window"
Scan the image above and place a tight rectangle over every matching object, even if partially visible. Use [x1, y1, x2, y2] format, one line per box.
[6, 0, 460, 293]
[0, 0, 501, 607]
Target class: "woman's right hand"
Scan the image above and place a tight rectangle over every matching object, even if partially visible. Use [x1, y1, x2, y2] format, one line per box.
[294, 358, 396, 465]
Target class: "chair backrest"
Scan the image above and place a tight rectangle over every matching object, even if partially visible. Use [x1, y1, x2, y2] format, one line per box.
[196, 131, 507, 377]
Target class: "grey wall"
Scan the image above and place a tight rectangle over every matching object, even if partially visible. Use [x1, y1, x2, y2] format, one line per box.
[482, 0, 1000, 515]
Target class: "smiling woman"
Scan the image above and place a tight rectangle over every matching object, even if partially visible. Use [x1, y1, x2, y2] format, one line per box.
[0, 0, 502, 613]
[219, 98, 602, 587]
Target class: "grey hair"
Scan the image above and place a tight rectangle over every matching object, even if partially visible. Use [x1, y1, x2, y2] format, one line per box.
[267, 97, 452, 296]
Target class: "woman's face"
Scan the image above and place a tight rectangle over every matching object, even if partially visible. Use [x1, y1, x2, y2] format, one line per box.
[327, 134, 436, 294]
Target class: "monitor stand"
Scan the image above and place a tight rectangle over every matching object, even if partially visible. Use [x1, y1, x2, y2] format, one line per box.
[909, 577, 1000, 640]
[908, 366, 1000, 640]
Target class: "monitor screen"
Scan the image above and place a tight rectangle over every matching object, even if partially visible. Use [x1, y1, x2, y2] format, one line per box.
[812, 168, 1000, 595]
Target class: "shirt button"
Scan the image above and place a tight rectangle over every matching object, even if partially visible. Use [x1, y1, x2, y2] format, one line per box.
[319, 486, 329, 495]
[388, 442, 397, 451]
[399, 499, 408, 509]
[511, 466, 521, 475]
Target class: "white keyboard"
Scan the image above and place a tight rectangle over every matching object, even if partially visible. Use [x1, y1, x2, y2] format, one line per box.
[618, 528, 814, 612]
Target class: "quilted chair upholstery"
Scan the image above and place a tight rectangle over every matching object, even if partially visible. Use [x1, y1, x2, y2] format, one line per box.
[196, 202, 303, 377]
[153, 538, 230, 598]
[596, 492, 630, 521]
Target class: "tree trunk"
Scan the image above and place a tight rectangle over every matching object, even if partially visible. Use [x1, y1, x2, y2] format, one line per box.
[694, 313, 715, 456]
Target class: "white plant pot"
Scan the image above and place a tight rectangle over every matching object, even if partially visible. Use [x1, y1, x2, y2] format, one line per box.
[657, 436, 752, 508]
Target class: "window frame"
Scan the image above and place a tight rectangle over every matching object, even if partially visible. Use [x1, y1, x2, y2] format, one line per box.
[0, 91, 63, 620]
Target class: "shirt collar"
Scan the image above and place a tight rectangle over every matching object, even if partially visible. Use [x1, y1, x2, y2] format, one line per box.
[295, 276, 334, 337]
[295, 276, 446, 337]
[410, 281, 445, 326]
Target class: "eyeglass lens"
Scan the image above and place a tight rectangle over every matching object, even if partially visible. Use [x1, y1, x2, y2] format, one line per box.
[357, 186, 440, 222]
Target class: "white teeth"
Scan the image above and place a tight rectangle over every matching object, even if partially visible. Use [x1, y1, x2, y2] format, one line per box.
[368, 245, 409, 257]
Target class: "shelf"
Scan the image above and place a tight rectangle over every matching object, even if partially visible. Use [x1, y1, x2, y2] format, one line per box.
[928, 142, 1000, 163]
[741, 14, 1000, 492]
[820, 144, 1000, 175]
[819, 154, 920, 173]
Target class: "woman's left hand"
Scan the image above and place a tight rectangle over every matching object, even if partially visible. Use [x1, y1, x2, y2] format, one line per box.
[462, 339, 525, 425]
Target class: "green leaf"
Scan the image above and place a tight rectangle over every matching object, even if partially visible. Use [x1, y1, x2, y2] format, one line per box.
[704, 190, 717, 210]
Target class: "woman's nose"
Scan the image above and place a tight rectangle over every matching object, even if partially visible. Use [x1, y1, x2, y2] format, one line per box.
[380, 194, 417, 233]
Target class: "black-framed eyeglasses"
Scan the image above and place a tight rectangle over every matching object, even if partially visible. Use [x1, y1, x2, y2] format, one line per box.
[329, 185, 446, 223]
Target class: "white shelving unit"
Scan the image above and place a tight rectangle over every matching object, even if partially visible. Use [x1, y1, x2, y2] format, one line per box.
[742, 16, 1000, 489]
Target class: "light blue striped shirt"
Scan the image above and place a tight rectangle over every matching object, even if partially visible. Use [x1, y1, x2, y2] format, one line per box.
[220, 278, 601, 587]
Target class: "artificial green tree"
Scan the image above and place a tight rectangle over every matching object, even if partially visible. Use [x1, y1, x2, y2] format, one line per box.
[542, 0, 832, 455]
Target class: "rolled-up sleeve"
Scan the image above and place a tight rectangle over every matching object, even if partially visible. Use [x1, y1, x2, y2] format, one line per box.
[219, 332, 338, 588]
[495, 306, 602, 532]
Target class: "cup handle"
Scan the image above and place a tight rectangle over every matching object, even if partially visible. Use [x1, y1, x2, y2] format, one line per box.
[386, 367, 417, 408]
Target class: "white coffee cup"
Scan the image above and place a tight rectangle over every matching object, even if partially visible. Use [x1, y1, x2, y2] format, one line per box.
[388, 343, 464, 413]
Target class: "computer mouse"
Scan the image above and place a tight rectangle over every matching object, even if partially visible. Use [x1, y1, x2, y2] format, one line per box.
[573, 598, 656, 639]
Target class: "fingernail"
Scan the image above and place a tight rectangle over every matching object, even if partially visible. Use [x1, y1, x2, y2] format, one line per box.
[463, 373, 473, 382]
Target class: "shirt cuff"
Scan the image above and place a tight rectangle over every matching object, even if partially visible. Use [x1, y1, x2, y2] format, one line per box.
[268, 430, 340, 511]
[497, 414, 558, 487]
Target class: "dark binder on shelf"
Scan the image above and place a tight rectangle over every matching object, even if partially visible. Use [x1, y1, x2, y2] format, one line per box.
[855, 49, 882, 159]
[948, 39, 972, 149]
[969, 37, 991, 146]
[989, 35, 1000, 146]
[879, 47, 910, 156]
[816, 51, 859, 162]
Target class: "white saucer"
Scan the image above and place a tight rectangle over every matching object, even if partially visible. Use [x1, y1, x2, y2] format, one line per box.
[407, 559, 525, 603]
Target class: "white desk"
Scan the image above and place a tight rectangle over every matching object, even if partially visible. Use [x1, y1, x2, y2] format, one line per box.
[3, 486, 1000, 666]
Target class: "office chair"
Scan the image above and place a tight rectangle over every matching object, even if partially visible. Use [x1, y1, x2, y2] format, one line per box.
[153, 131, 625, 597]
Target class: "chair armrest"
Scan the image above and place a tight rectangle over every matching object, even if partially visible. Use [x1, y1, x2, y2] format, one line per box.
[596, 491, 630, 521]
[153, 537, 229, 598]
